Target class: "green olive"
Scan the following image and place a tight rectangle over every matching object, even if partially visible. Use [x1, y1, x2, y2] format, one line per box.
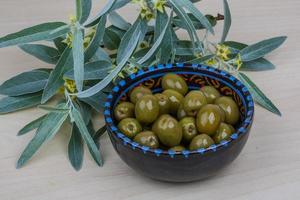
[142, 125, 152, 131]
[130, 85, 152, 104]
[215, 96, 240, 125]
[189, 134, 215, 150]
[114, 102, 135, 121]
[183, 90, 207, 114]
[177, 103, 187, 120]
[177, 103, 195, 120]
[162, 89, 184, 114]
[196, 104, 224, 135]
[213, 122, 235, 143]
[162, 73, 188, 95]
[219, 106, 226, 122]
[154, 93, 171, 115]
[135, 95, 159, 124]
[200, 86, 221, 103]
[169, 145, 186, 152]
[118, 118, 142, 138]
[134, 131, 159, 148]
[228, 124, 236, 133]
[152, 114, 182, 147]
[179, 117, 198, 143]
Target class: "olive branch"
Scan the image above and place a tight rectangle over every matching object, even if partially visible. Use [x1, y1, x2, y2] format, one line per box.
[0, 0, 286, 170]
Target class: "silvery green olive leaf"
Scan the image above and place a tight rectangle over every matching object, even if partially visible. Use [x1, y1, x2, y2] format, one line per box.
[133, 47, 151, 59]
[159, 26, 174, 64]
[169, 0, 199, 50]
[240, 58, 275, 71]
[42, 47, 73, 104]
[35, 68, 52, 74]
[0, 70, 49, 96]
[223, 41, 247, 54]
[221, 0, 231, 42]
[93, 125, 106, 147]
[137, 19, 149, 44]
[87, 121, 96, 137]
[79, 91, 107, 112]
[19, 44, 60, 64]
[49, 25, 70, 35]
[0, 93, 42, 114]
[87, 122, 97, 145]
[110, 0, 131, 9]
[169, 29, 178, 63]
[185, 54, 214, 64]
[173, 14, 217, 30]
[103, 28, 121, 50]
[157, 49, 168, 65]
[16, 105, 69, 168]
[90, 48, 111, 63]
[206, 15, 217, 26]
[169, 0, 195, 43]
[0, 22, 69, 48]
[175, 55, 196, 63]
[154, 11, 169, 41]
[239, 36, 287, 62]
[154, 11, 173, 63]
[138, 12, 171, 64]
[117, 18, 143, 64]
[171, 50, 176, 63]
[93, 125, 107, 141]
[72, 25, 85, 92]
[85, 0, 115, 27]
[85, 15, 107, 61]
[173, 0, 214, 34]
[109, 11, 131, 31]
[68, 123, 84, 171]
[64, 60, 112, 80]
[85, 0, 130, 27]
[171, 27, 179, 41]
[78, 23, 142, 98]
[53, 37, 67, 53]
[76, 24, 142, 98]
[107, 26, 126, 39]
[238, 72, 281, 116]
[175, 40, 194, 56]
[74, 100, 92, 125]
[38, 105, 70, 113]
[76, 0, 92, 24]
[18, 114, 47, 136]
[71, 107, 103, 166]
[223, 41, 248, 50]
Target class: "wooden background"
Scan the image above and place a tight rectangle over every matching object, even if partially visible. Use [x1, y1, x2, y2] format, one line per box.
[0, 0, 299, 199]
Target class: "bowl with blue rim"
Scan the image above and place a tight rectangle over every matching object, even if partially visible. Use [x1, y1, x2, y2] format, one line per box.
[104, 63, 254, 182]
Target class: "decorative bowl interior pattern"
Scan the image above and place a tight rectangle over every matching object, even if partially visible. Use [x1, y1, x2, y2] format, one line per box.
[104, 63, 254, 182]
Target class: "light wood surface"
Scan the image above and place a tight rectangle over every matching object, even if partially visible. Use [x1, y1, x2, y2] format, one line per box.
[0, 0, 300, 199]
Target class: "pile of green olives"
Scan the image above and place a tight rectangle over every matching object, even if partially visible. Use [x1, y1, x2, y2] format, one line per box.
[114, 73, 240, 152]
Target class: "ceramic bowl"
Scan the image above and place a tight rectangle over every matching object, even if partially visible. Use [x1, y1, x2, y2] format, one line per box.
[104, 63, 254, 182]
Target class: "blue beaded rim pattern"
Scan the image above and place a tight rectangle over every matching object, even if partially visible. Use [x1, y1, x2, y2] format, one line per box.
[104, 63, 254, 158]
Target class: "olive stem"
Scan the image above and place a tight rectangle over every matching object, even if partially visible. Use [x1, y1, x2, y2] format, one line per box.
[216, 13, 225, 21]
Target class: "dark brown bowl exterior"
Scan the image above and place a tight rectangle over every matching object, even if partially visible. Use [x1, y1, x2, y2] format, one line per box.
[104, 63, 254, 182]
